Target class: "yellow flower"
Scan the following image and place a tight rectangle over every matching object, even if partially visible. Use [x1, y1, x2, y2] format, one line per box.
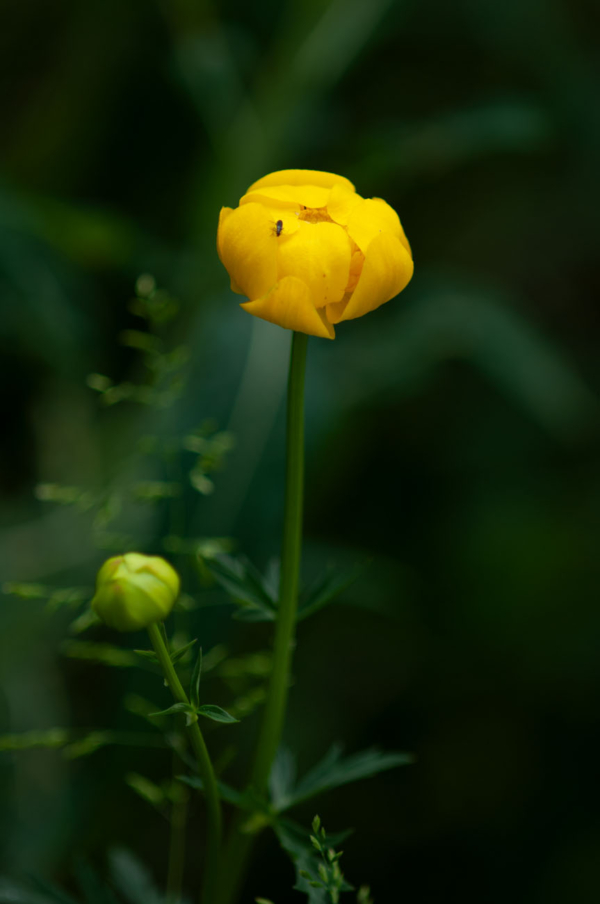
[91, 553, 180, 632]
[217, 169, 413, 339]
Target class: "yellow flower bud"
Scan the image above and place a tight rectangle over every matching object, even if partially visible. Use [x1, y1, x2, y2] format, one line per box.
[217, 169, 413, 339]
[91, 553, 180, 632]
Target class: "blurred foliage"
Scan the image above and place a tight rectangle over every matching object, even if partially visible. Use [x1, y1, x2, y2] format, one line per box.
[1, 0, 600, 901]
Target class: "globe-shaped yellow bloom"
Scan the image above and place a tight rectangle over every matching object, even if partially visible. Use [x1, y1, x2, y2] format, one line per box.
[91, 553, 180, 632]
[217, 169, 414, 339]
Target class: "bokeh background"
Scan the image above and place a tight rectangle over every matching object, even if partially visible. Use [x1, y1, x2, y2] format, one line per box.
[2, 0, 600, 901]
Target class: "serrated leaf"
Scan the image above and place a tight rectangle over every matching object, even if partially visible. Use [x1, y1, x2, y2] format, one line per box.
[262, 558, 280, 601]
[241, 556, 278, 604]
[190, 647, 202, 710]
[273, 744, 413, 812]
[273, 820, 329, 904]
[205, 555, 277, 621]
[197, 704, 239, 724]
[269, 747, 297, 812]
[296, 564, 365, 623]
[275, 817, 354, 903]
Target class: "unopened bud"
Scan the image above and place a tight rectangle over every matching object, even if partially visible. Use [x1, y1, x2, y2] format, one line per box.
[91, 553, 180, 631]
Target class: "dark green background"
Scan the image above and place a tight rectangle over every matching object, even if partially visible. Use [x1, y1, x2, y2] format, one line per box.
[1, 0, 600, 900]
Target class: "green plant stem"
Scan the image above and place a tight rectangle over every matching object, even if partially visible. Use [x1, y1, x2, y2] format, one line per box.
[252, 330, 307, 790]
[217, 330, 308, 904]
[147, 622, 222, 904]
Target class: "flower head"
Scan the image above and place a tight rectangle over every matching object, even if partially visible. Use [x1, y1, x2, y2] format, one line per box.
[217, 169, 413, 339]
[91, 553, 180, 632]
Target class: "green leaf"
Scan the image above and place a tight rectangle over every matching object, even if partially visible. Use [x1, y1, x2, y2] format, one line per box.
[46, 587, 90, 612]
[1, 582, 48, 600]
[262, 557, 280, 601]
[269, 747, 297, 812]
[24, 877, 78, 904]
[68, 608, 101, 635]
[205, 555, 277, 621]
[177, 774, 251, 809]
[273, 820, 332, 904]
[197, 704, 239, 724]
[297, 565, 365, 623]
[239, 555, 279, 604]
[275, 817, 354, 903]
[273, 744, 413, 812]
[107, 849, 164, 904]
[170, 638, 197, 664]
[285, 0, 396, 98]
[232, 606, 276, 623]
[125, 772, 165, 809]
[133, 649, 159, 663]
[61, 640, 139, 668]
[0, 877, 55, 903]
[149, 702, 197, 725]
[63, 731, 111, 759]
[0, 729, 70, 752]
[190, 646, 202, 710]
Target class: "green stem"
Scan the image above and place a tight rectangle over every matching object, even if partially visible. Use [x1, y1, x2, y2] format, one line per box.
[251, 330, 307, 791]
[216, 331, 308, 904]
[147, 622, 222, 904]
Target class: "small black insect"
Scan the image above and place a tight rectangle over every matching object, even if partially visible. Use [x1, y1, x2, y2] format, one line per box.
[276, 219, 283, 237]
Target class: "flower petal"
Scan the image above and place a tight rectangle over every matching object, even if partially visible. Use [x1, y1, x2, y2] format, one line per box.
[372, 197, 411, 253]
[247, 169, 354, 193]
[327, 184, 363, 226]
[241, 276, 335, 339]
[325, 296, 351, 324]
[241, 184, 332, 210]
[217, 202, 278, 300]
[217, 207, 245, 294]
[268, 209, 301, 237]
[333, 232, 414, 322]
[216, 207, 233, 260]
[277, 221, 351, 308]
[346, 198, 405, 254]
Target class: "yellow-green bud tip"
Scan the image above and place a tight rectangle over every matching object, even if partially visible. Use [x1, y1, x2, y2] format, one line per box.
[91, 553, 180, 632]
